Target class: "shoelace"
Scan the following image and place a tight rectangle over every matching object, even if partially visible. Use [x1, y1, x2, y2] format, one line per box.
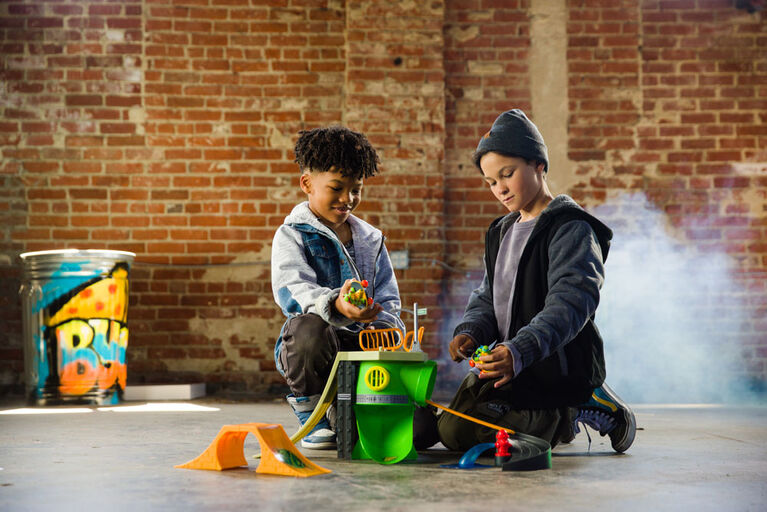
[572, 409, 617, 453]
[573, 408, 617, 436]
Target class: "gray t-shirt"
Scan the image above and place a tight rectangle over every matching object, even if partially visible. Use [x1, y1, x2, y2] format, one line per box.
[493, 217, 538, 343]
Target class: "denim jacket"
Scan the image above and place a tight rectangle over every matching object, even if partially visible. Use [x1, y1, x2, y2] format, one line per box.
[271, 202, 405, 369]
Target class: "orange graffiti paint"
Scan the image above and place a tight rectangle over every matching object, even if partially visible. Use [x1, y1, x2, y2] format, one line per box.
[97, 362, 120, 390]
[59, 360, 99, 396]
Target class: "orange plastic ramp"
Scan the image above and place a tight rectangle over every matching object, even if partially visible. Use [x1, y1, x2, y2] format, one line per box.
[175, 423, 251, 471]
[175, 423, 331, 477]
[254, 423, 331, 477]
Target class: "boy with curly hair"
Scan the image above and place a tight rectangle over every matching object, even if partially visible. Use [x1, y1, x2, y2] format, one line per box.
[271, 126, 405, 449]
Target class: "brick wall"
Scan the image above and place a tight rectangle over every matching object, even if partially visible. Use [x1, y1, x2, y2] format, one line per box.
[0, 0, 447, 399]
[1, 0, 765, 400]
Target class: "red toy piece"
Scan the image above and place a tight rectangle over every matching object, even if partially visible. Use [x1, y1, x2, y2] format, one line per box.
[494, 429, 512, 466]
[495, 430, 511, 456]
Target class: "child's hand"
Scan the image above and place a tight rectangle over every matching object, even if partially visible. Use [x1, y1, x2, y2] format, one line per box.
[448, 334, 477, 362]
[335, 279, 382, 323]
[475, 345, 514, 388]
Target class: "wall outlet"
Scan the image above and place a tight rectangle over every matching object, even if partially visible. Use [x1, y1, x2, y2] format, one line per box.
[389, 249, 409, 270]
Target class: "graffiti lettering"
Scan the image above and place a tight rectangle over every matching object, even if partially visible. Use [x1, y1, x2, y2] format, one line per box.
[34, 263, 131, 402]
[55, 319, 128, 395]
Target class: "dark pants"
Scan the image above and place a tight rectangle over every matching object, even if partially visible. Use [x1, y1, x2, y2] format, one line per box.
[278, 313, 359, 397]
[434, 372, 576, 451]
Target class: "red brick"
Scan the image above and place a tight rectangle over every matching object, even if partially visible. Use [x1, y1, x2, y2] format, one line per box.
[714, 177, 750, 188]
[66, 95, 103, 106]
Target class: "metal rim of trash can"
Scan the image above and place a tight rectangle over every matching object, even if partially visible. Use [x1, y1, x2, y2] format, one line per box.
[21, 249, 136, 256]
[20, 249, 136, 262]
[20, 249, 136, 278]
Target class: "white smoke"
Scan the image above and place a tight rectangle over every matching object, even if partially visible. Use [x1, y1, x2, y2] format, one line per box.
[433, 193, 762, 404]
[594, 193, 760, 404]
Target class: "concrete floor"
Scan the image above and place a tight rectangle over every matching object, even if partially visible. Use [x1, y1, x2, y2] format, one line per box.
[1, 400, 766, 512]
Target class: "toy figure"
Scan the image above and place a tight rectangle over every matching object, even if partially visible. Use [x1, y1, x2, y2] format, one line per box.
[468, 345, 491, 372]
[344, 279, 373, 309]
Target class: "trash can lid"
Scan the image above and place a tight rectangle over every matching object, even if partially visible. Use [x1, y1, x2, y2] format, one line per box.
[20, 249, 136, 260]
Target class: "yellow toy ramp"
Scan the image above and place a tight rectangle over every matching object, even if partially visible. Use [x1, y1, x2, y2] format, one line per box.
[287, 356, 340, 447]
[175, 423, 330, 477]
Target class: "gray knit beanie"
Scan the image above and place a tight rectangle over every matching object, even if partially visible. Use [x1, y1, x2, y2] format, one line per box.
[473, 109, 549, 172]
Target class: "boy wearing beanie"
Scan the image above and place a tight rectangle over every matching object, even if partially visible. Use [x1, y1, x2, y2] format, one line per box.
[434, 109, 636, 452]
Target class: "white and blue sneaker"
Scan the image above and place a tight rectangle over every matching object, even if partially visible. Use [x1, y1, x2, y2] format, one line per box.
[573, 383, 636, 453]
[287, 394, 336, 450]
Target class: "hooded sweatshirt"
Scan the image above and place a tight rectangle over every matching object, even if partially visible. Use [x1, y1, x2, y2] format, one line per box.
[454, 195, 612, 408]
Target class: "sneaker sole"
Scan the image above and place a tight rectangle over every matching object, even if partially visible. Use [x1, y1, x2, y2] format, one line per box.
[601, 383, 636, 453]
[300, 439, 337, 450]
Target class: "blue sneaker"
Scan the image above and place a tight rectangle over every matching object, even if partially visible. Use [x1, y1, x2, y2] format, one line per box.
[287, 394, 336, 450]
[573, 383, 636, 453]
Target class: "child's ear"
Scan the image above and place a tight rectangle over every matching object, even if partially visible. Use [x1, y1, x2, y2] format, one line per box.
[299, 173, 312, 194]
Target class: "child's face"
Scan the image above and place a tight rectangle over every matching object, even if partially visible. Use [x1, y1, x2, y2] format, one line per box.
[300, 169, 363, 229]
[479, 152, 546, 214]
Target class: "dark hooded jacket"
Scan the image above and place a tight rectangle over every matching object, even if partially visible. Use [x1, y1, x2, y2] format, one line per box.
[453, 195, 612, 409]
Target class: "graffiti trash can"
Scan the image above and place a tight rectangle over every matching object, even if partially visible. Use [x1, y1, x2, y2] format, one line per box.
[20, 249, 136, 406]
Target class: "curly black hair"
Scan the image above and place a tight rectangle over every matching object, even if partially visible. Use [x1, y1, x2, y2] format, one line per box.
[294, 125, 380, 179]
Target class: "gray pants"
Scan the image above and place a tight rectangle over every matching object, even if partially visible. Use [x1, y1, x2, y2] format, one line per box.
[436, 372, 576, 451]
[278, 313, 359, 397]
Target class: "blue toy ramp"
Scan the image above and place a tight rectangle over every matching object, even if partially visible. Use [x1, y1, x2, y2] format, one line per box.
[440, 443, 494, 470]
[458, 442, 495, 469]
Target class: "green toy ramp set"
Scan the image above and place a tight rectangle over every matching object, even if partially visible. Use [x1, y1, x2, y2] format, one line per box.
[337, 351, 436, 464]
[270, 348, 551, 470]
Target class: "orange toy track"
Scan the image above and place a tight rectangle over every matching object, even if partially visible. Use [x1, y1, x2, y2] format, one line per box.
[175, 423, 331, 477]
[358, 326, 424, 352]
[426, 400, 515, 434]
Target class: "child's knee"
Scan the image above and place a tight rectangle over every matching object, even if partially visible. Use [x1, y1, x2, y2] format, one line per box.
[287, 313, 327, 337]
[283, 314, 332, 358]
[437, 409, 486, 452]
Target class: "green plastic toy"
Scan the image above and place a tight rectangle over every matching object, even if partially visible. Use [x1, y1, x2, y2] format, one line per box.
[341, 352, 437, 464]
